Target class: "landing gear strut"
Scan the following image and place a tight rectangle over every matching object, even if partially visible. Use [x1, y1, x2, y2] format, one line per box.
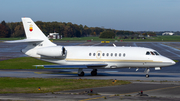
[78, 68, 84, 76]
[144, 68, 150, 78]
[91, 69, 97, 76]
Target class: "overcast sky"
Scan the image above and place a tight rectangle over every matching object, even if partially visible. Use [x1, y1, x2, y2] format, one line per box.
[1, 0, 180, 31]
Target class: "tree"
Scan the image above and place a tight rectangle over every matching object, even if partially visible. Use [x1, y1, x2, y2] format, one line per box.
[0, 24, 9, 38]
[13, 24, 25, 37]
[3, 20, 152, 38]
[0, 21, 11, 37]
[116, 31, 124, 36]
[74, 24, 81, 37]
[146, 32, 156, 37]
[99, 31, 115, 38]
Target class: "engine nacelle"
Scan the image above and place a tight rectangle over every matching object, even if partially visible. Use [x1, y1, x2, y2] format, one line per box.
[37, 46, 66, 57]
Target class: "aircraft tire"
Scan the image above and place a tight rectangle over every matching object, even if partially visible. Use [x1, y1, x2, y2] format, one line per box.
[78, 71, 84, 76]
[146, 74, 149, 78]
[91, 71, 97, 76]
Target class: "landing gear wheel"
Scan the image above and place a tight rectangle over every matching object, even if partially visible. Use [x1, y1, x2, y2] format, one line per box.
[146, 74, 149, 78]
[78, 71, 84, 76]
[91, 71, 97, 76]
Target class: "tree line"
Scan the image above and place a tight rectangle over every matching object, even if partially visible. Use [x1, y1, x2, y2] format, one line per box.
[0, 20, 157, 38]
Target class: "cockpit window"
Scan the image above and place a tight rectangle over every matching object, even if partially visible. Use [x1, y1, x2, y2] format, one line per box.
[154, 51, 159, 55]
[146, 51, 150, 55]
[150, 51, 155, 55]
[146, 51, 160, 56]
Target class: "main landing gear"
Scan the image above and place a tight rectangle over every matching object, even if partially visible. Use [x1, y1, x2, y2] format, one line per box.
[78, 69, 98, 76]
[78, 68, 84, 76]
[91, 69, 97, 76]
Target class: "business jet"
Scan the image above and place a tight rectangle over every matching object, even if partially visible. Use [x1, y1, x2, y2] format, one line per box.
[5, 17, 175, 78]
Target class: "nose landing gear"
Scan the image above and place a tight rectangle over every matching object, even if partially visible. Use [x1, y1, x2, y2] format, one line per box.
[146, 74, 149, 78]
[144, 68, 150, 78]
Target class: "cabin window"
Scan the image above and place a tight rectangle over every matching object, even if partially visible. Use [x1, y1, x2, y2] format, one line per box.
[123, 53, 125, 57]
[111, 53, 113, 56]
[146, 51, 150, 55]
[102, 53, 105, 56]
[98, 53, 100, 56]
[89, 53, 91, 56]
[119, 53, 121, 57]
[154, 51, 159, 55]
[107, 53, 109, 56]
[93, 53, 96, 56]
[115, 53, 117, 57]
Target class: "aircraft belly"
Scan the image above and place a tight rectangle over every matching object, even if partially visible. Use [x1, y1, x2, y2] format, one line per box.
[143, 62, 173, 67]
[114, 62, 170, 68]
[42, 59, 105, 65]
[115, 62, 144, 68]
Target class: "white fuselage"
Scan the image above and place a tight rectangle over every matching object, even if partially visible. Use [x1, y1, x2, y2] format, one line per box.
[24, 46, 175, 69]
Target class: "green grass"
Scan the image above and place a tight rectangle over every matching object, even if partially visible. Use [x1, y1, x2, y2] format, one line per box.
[151, 35, 180, 41]
[0, 57, 131, 94]
[1, 36, 180, 42]
[0, 77, 131, 93]
[48, 36, 180, 42]
[173, 60, 179, 63]
[115, 35, 180, 42]
[53, 37, 114, 41]
[0, 37, 25, 40]
[0, 57, 53, 69]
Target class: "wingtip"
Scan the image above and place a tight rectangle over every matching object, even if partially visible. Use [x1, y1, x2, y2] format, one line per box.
[21, 17, 31, 19]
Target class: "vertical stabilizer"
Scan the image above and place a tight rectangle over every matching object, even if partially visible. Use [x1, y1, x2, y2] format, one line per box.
[22, 17, 56, 47]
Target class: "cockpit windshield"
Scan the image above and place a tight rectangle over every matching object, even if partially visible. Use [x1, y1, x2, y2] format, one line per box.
[150, 51, 155, 55]
[153, 51, 159, 55]
[146, 51, 150, 55]
[146, 51, 160, 56]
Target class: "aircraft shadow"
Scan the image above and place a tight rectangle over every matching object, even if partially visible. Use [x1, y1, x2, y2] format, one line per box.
[50, 72, 178, 78]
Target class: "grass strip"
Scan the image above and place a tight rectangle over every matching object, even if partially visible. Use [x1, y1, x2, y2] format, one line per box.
[0, 57, 53, 69]
[0, 77, 131, 94]
[50, 36, 180, 42]
[1, 36, 180, 42]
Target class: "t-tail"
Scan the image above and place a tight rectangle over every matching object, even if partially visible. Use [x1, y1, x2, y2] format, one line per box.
[22, 17, 56, 47]
[5, 17, 56, 46]
[4, 17, 67, 58]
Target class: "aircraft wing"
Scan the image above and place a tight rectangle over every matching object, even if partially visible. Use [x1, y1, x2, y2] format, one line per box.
[34, 64, 108, 68]
[4, 39, 43, 43]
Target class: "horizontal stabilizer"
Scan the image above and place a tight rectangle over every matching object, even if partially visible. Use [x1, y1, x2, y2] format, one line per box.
[4, 39, 43, 43]
[34, 64, 107, 68]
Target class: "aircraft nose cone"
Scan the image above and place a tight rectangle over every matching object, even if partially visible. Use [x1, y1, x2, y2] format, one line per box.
[161, 56, 176, 66]
[171, 60, 176, 65]
[166, 58, 176, 66]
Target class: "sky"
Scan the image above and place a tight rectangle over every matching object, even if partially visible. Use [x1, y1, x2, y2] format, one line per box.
[0, 0, 180, 31]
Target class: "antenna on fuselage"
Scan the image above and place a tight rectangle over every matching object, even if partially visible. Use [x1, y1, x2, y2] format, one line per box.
[113, 43, 116, 47]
